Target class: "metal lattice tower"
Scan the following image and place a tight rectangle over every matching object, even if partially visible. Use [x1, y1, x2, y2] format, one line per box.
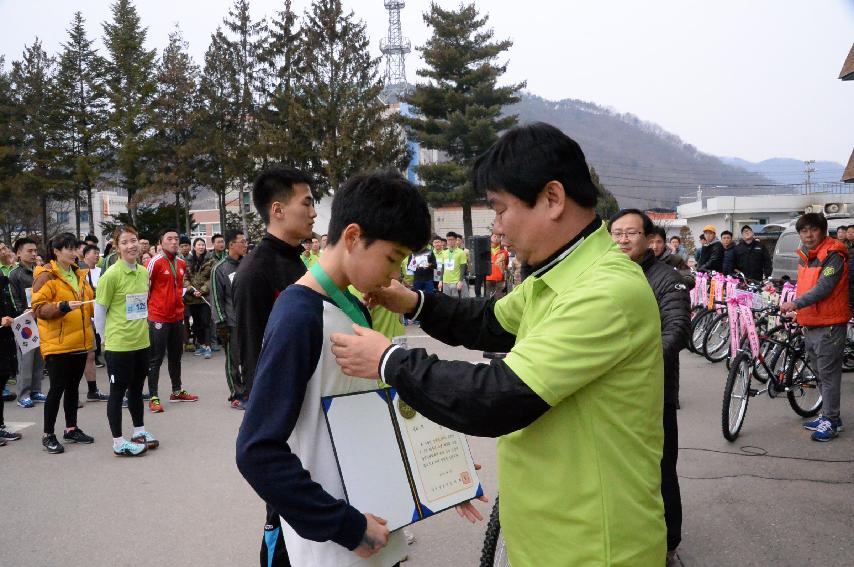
[380, 0, 411, 98]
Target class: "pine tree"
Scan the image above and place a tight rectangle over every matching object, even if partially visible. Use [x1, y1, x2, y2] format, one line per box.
[0, 57, 23, 242]
[220, 0, 267, 236]
[10, 40, 59, 239]
[257, 0, 310, 170]
[300, 0, 409, 196]
[403, 3, 524, 237]
[150, 26, 200, 235]
[591, 167, 619, 219]
[102, 0, 157, 223]
[53, 11, 109, 237]
[197, 28, 239, 233]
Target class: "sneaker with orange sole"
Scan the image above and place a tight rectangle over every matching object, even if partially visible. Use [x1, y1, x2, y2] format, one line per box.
[169, 390, 198, 402]
[149, 396, 164, 413]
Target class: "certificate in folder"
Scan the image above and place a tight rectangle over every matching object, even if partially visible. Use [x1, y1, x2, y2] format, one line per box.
[322, 388, 484, 532]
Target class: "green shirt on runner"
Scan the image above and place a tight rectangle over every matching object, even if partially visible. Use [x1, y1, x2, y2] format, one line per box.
[95, 261, 151, 352]
[492, 223, 666, 565]
[441, 247, 467, 284]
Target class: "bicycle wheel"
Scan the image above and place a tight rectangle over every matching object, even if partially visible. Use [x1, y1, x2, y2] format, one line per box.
[479, 496, 511, 567]
[843, 323, 854, 372]
[753, 325, 787, 383]
[722, 352, 753, 441]
[786, 354, 822, 417]
[703, 312, 730, 363]
[690, 310, 715, 354]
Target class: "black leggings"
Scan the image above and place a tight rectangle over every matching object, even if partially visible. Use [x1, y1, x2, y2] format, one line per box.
[106, 348, 149, 438]
[188, 303, 211, 346]
[661, 402, 682, 551]
[44, 352, 87, 434]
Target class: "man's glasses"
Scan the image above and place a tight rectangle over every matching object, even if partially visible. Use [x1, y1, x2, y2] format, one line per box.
[610, 230, 645, 240]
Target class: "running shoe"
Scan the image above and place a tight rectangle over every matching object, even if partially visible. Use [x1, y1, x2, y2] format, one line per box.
[184, 343, 196, 353]
[193, 347, 205, 357]
[142, 392, 151, 401]
[131, 431, 159, 450]
[149, 396, 164, 413]
[6, 377, 15, 385]
[31, 392, 47, 403]
[203, 346, 212, 359]
[113, 440, 147, 457]
[87, 390, 109, 402]
[211, 343, 221, 353]
[811, 419, 840, 442]
[231, 399, 245, 410]
[803, 415, 844, 432]
[42, 434, 64, 454]
[0, 427, 22, 441]
[16, 397, 34, 409]
[63, 428, 94, 444]
[95, 360, 105, 369]
[169, 390, 198, 402]
[2, 389, 15, 402]
[122, 397, 128, 408]
[0, 438, 5, 447]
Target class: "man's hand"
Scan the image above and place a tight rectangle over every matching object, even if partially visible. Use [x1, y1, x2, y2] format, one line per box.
[362, 279, 419, 314]
[780, 301, 797, 314]
[353, 513, 389, 558]
[330, 324, 392, 379]
[456, 281, 463, 291]
[67, 301, 85, 310]
[455, 463, 489, 523]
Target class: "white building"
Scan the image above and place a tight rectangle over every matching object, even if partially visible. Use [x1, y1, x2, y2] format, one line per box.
[52, 189, 129, 238]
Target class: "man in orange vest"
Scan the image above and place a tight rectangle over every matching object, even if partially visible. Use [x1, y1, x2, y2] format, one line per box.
[781, 213, 849, 441]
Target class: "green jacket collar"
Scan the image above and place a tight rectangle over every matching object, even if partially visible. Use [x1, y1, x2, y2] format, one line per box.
[534, 219, 611, 293]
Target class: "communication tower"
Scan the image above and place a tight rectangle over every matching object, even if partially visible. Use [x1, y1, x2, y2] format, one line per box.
[380, 0, 411, 99]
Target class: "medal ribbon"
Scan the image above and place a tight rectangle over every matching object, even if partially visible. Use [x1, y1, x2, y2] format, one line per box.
[309, 262, 369, 328]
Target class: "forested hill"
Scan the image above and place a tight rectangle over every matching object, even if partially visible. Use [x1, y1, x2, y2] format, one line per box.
[506, 93, 780, 209]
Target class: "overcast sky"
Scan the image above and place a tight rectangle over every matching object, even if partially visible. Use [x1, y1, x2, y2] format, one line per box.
[2, 0, 852, 167]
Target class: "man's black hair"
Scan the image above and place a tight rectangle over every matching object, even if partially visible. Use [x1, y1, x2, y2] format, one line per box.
[473, 122, 598, 209]
[796, 213, 828, 234]
[224, 229, 243, 248]
[13, 237, 37, 253]
[84, 234, 98, 244]
[327, 170, 430, 252]
[446, 231, 460, 239]
[836, 225, 848, 232]
[699, 234, 707, 241]
[721, 230, 733, 238]
[607, 209, 655, 235]
[212, 233, 224, 243]
[158, 227, 179, 244]
[179, 235, 191, 246]
[740, 225, 753, 234]
[650, 226, 667, 241]
[669, 235, 682, 243]
[82, 244, 99, 257]
[252, 167, 313, 225]
[47, 232, 78, 261]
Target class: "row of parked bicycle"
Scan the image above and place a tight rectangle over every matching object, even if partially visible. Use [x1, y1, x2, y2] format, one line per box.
[687, 272, 853, 441]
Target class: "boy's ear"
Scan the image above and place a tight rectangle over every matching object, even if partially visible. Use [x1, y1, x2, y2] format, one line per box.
[341, 224, 362, 250]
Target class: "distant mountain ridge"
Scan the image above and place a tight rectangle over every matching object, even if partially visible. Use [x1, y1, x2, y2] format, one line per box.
[506, 93, 796, 209]
[719, 157, 844, 186]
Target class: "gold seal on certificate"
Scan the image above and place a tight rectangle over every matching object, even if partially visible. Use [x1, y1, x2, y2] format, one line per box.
[398, 398, 416, 419]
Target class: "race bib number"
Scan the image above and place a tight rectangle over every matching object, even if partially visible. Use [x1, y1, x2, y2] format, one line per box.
[25, 287, 32, 307]
[444, 258, 455, 270]
[125, 293, 148, 320]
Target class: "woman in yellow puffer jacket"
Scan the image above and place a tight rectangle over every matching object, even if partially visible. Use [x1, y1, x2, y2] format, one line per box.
[31, 232, 96, 454]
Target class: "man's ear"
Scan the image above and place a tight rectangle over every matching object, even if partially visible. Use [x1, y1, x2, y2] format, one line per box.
[543, 180, 566, 221]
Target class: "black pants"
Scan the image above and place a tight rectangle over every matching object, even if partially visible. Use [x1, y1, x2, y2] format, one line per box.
[661, 402, 682, 551]
[106, 348, 149, 437]
[223, 326, 244, 401]
[261, 506, 291, 567]
[43, 352, 87, 434]
[147, 321, 183, 397]
[187, 303, 211, 346]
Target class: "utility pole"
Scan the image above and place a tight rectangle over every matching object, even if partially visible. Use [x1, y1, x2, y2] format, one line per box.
[804, 159, 816, 195]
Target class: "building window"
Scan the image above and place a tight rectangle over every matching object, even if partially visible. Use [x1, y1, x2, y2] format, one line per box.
[191, 226, 207, 239]
[79, 211, 89, 224]
[212, 224, 221, 234]
[56, 211, 70, 224]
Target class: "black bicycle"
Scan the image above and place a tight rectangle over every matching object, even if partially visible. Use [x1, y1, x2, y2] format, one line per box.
[479, 496, 510, 567]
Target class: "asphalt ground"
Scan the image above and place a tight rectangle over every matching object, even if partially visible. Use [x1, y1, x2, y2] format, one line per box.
[0, 328, 852, 567]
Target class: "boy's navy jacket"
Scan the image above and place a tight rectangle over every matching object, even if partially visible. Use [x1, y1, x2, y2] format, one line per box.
[236, 284, 407, 567]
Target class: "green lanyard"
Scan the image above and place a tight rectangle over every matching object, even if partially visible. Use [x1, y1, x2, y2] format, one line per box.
[309, 262, 369, 328]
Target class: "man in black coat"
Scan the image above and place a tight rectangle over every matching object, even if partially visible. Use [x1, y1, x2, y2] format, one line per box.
[609, 209, 691, 566]
[732, 225, 773, 281]
[697, 224, 725, 273]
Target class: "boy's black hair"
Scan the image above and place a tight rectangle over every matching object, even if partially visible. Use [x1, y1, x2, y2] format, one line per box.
[179, 235, 191, 246]
[796, 213, 828, 234]
[473, 122, 598, 209]
[669, 235, 682, 243]
[607, 209, 655, 235]
[47, 232, 78, 261]
[836, 225, 848, 232]
[13, 237, 37, 253]
[84, 234, 99, 244]
[82, 244, 99, 257]
[224, 229, 243, 248]
[327, 170, 430, 252]
[446, 231, 460, 239]
[211, 233, 224, 243]
[721, 230, 733, 238]
[650, 226, 667, 241]
[740, 225, 753, 234]
[158, 227, 179, 244]
[699, 234, 707, 241]
[252, 167, 313, 225]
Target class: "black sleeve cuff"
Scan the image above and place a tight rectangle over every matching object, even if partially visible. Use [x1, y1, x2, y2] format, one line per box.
[331, 505, 367, 551]
[59, 301, 71, 313]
